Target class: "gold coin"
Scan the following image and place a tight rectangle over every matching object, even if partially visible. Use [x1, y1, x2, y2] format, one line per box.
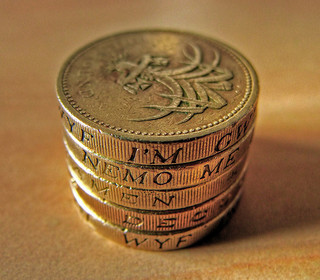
[57, 30, 259, 165]
[68, 152, 248, 210]
[70, 172, 244, 232]
[64, 126, 253, 189]
[75, 183, 242, 251]
[60, 106, 256, 166]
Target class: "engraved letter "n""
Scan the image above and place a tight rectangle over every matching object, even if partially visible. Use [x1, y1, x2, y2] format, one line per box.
[82, 150, 99, 170]
[152, 196, 175, 207]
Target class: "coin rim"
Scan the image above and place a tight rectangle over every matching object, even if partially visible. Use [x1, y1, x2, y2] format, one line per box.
[64, 126, 253, 189]
[70, 175, 243, 232]
[74, 185, 242, 250]
[57, 29, 259, 142]
[67, 154, 248, 210]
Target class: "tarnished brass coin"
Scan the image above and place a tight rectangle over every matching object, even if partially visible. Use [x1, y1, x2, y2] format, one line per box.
[74, 183, 242, 251]
[70, 172, 244, 232]
[64, 127, 253, 189]
[68, 153, 247, 210]
[57, 30, 258, 165]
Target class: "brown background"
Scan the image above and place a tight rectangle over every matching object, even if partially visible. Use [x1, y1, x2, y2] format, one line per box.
[1, 1, 320, 279]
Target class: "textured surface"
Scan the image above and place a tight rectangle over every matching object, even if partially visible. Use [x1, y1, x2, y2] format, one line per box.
[57, 29, 257, 138]
[1, 1, 320, 279]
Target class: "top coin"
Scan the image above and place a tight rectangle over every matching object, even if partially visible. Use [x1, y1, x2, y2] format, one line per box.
[57, 30, 258, 164]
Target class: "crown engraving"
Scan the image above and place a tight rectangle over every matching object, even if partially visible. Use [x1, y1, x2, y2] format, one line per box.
[115, 44, 234, 124]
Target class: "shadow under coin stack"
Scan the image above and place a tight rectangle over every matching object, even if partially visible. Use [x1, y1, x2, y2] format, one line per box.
[56, 30, 259, 251]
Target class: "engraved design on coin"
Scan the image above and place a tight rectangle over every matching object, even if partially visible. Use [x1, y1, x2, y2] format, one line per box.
[114, 44, 234, 124]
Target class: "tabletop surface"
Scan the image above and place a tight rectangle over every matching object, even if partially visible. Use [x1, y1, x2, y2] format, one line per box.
[1, 1, 320, 279]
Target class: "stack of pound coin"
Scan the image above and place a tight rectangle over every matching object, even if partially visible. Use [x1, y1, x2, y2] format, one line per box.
[56, 30, 259, 251]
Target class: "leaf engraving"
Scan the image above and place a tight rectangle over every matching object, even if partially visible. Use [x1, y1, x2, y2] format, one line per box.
[114, 44, 233, 124]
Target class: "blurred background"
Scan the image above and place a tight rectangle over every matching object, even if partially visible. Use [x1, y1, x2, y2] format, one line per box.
[1, 1, 320, 279]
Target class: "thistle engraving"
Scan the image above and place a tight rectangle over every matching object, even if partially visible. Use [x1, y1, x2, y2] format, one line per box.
[115, 44, 233, 123]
